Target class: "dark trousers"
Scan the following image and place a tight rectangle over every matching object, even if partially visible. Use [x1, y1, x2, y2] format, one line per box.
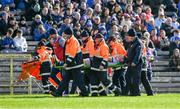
[124, 65, 142, 96]
[112, 68, 126, 94]
[141, 70, 153, 95]
[40, 61, 52, 93]
[147, 68, 152, 81]
[70, 69, 91, 94]
[89, 70, 120, 96]
[55, 68, 88, 96]
[41, 75, 50, 93]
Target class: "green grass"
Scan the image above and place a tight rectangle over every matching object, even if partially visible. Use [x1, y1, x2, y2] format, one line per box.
[0, 94, 180, 109]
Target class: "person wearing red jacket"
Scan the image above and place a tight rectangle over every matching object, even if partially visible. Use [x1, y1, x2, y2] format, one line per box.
[51, 27, 88, 97]
[48, 28, 65, 91]
[108, 36, 127, 95]
[90, 33, 121, 96]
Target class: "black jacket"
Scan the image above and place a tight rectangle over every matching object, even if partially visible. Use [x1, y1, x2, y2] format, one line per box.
[127, 37, 143, 66]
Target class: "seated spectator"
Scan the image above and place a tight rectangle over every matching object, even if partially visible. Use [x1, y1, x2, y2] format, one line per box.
[146, 18, 155, 33]
[34, 24, 48, 41]
[160, 30, 170, 51]
[13, 29, 28, 52]
[73, 23, 81, 40]
[169, 48, 180, 71]
[150, 29, 161, 49]
[162, 0, 177, 13]
[0, 0, 15, 10]
[171, 13, 179, 29]
[161, 17, 174, 39]
[121, 13, 132, 29]
[169, 30, 180, 56]
[0, 11, 8, 36]
[145, 6, 153, 22]
[18, 16, 30, 36]
[15, 0, 27, 11]
[1, 28, 16, 52]
[31, 14, 43, 39]
[154, 12, 166, 30]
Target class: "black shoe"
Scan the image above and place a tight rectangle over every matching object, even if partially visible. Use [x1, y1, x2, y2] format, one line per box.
[147, 93, 154, 96]
[79, 93, 89, 97]
[99, 91, 107, 96]
[91, 93, 98, 97]
[114, 89, 121, 96]
[50, 91, 61, 97]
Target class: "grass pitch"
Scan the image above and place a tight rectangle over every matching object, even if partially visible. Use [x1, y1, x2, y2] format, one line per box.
[0, 94, 180, 109]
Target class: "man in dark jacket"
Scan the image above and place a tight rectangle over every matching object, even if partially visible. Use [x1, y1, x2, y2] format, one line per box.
[124, 28, 143, 96]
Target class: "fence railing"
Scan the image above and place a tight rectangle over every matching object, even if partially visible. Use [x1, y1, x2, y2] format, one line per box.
[0, 53, 32, 95]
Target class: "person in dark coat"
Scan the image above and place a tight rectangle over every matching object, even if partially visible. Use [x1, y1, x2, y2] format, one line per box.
[124, 28, 143, 96]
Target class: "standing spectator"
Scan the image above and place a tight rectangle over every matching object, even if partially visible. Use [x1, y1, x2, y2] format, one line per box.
[13, 29, 28, 52]
[160, 30, 170, 51]
[124, 28, 143, 96]
[169, 48, 180, 71]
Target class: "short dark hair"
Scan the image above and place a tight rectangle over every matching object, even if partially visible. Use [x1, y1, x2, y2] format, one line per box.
[7, 28, 14, 35]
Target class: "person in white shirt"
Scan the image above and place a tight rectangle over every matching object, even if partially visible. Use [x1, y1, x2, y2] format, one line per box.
[13, 29, 28, 52]
[154, 13, 166, 29]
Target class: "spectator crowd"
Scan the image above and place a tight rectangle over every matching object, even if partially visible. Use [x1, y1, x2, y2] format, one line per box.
[0, 0, 179, 70]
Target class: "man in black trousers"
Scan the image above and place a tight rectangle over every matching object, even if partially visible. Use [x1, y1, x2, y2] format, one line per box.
[124, 28, 143, 96]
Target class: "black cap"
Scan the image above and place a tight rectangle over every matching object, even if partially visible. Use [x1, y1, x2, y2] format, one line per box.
[127, 28, 137, 37]
[81, 30, 89, 37]
[49, 28, 57, 35]
[94, 33, 104, 39]
[63, 27, 73, 35]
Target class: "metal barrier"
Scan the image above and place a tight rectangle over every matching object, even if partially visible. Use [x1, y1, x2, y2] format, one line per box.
[0, 53, 32, 95]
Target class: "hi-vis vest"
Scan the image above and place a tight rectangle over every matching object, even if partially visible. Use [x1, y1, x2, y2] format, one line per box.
[81, 36, 94, 59]
[65, 35, 83, 70]
[36, 46, 52, 63]
[91, 39, 109, 71]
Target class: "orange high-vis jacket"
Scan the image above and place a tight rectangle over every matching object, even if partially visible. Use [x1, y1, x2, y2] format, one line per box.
[81, 36, 94, 58]
[36, 46, 53, 62]
[91, 39, 109, 71]
[110, 41, 127, 57]
[65, 35, 83, 70]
